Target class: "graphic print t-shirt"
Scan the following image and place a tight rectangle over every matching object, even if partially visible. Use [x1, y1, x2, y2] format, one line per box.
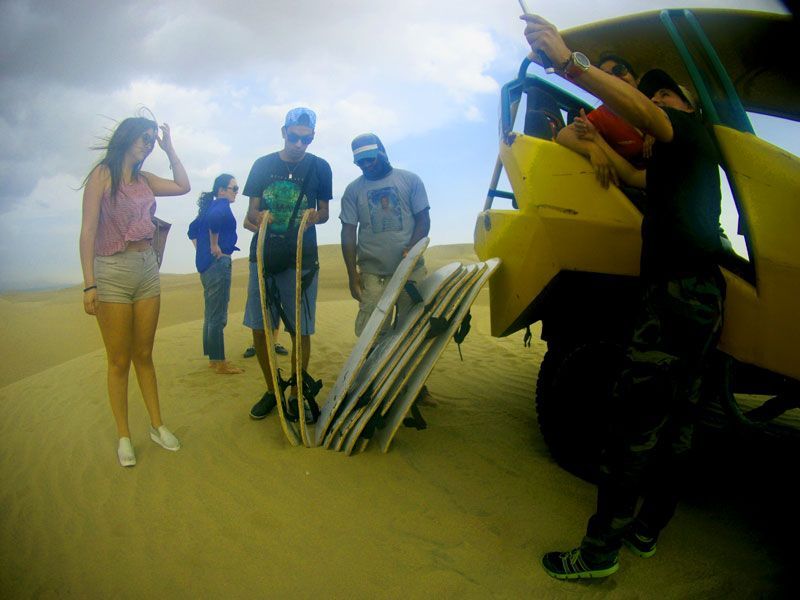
[367, 187, 403, 233]
[243, 152, 332, 266]
[339, 168, 429, 276]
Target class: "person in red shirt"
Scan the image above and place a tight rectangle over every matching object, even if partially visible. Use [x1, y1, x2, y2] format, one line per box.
[556, 53, 650, 187]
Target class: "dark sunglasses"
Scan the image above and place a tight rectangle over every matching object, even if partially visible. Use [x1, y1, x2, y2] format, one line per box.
[140, 132, 156, 146]
[605, 63, 629, 77]
[226, 185, 239, 193]
[286, 132, 314, 145]
[356, 157, 377, 168]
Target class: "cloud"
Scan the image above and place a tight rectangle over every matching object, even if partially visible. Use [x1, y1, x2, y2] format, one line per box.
[0, 0, 792, 289]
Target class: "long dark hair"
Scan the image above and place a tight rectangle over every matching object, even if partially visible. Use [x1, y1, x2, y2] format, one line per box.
[85, 116, 158, 202]
[197, 173, 234, 216]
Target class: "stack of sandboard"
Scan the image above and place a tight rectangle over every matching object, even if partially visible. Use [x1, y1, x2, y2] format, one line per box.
[315, 252, 501, 455]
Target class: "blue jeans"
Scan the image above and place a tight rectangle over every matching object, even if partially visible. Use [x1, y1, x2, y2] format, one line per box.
[200, 255, 232, 361]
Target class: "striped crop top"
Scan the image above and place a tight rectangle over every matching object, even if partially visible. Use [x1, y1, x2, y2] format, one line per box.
[95, 177, 156, 256]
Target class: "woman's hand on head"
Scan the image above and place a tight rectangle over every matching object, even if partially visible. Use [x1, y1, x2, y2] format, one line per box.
[157, 123, 174, 153]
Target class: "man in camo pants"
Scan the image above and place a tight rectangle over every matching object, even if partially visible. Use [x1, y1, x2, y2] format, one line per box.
[524, 15, 727, 579]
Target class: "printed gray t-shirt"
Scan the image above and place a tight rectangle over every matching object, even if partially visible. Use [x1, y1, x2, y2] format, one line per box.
[339, 168, 429, 276]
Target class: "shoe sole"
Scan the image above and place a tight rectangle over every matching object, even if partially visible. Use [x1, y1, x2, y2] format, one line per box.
[249, 411, 268, 420]
[623, 539, 657, 558]
[542, 560, 620, 580]
[150, 432, 180, 451]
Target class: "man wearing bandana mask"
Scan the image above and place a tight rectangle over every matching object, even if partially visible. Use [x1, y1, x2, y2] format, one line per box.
[340, 133, 430, 337]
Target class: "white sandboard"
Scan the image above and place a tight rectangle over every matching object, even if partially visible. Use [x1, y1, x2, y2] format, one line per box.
[314, 237, 429, 445]
[323, 262, 464, 448]
[340, 263, 485, 454]
[326, 263, 469, 450]
[375, 258, 501, 453]
[256, 212, 301, 446]
[377, 262, 485, 421]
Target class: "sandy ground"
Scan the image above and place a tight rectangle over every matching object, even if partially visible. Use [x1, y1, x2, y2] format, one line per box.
[0, 244, 793, 598]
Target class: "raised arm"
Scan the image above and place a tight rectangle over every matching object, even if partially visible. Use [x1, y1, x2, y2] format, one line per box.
[523, 14, 674, 142]
[141, 123, 191, 196]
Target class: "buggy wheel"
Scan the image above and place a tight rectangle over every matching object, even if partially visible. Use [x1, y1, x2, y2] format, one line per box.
[535, 341, 624, 482]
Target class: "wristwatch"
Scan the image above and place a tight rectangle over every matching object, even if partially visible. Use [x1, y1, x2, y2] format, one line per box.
[562, 51, 591, 80]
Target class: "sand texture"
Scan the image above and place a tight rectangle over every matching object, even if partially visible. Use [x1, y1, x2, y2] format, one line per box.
[0, 244, 792, 598]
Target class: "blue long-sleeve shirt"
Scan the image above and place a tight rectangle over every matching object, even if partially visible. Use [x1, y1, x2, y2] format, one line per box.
[187, 199, 240, 273]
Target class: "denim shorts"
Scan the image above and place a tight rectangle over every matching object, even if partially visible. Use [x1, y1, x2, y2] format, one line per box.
[243, 261, 318, 335]
[94, 247, 160, 303]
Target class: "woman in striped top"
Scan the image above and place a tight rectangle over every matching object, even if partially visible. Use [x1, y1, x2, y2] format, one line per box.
[79, 115, 190, 467]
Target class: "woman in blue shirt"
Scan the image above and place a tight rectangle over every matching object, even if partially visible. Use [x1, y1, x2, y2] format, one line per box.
[188, 173, 244, 374]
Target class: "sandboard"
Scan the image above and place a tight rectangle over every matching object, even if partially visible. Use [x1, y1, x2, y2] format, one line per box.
[256, 211, 301, 446]
[323, 262, 464, 448]
[314, 237, 430, 445]
[377, 263, 485, 420]
[340, 263, 485, 454]
[323, 262, 466, 449]
[294, 210, 315, 447]
[334, 264, 480, 452]
[375, 258, 501, 453]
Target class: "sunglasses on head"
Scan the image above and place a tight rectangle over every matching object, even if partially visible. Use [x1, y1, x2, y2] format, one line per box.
[286, 132, 314, 145]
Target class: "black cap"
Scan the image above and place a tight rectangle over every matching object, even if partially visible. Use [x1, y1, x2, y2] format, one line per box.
[638, 69, 692, 107]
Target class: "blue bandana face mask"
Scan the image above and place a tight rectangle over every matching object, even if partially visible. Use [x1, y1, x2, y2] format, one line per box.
[357, 154, 392, 180]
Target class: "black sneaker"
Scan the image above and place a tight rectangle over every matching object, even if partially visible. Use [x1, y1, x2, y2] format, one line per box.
[249, 391, 276, 419]
[541, 548, 619, 580]
[623, 531, 657, 558]
[275, 343, 289, 356]
[243, 346, 256, 358]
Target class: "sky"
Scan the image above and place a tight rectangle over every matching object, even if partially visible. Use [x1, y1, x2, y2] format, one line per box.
[0, 0, 795, 291]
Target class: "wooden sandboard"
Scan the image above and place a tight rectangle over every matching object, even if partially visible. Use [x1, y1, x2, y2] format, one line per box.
[256, 212, 301, 446]
[294, 210, 315, 447]
[375, 258, 501, 453]
[325, 263, 468, 450]
[340, 263, 485, 454]
[314, 237, 430, 445]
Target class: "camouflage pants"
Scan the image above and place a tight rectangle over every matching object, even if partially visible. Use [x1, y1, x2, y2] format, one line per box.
[581, 270, 725, 564]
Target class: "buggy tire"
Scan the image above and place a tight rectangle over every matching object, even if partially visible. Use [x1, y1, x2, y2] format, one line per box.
[535, 341, 624, 482]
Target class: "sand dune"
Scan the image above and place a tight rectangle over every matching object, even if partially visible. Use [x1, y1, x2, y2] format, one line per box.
[0, 244, 790, 597]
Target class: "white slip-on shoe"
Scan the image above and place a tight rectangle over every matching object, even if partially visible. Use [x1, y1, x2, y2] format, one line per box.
[118, 437, 136, 467]
[149, 426, 181, 451]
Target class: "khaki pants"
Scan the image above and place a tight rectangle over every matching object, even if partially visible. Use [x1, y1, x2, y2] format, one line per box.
[355, 264, 427, 336]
